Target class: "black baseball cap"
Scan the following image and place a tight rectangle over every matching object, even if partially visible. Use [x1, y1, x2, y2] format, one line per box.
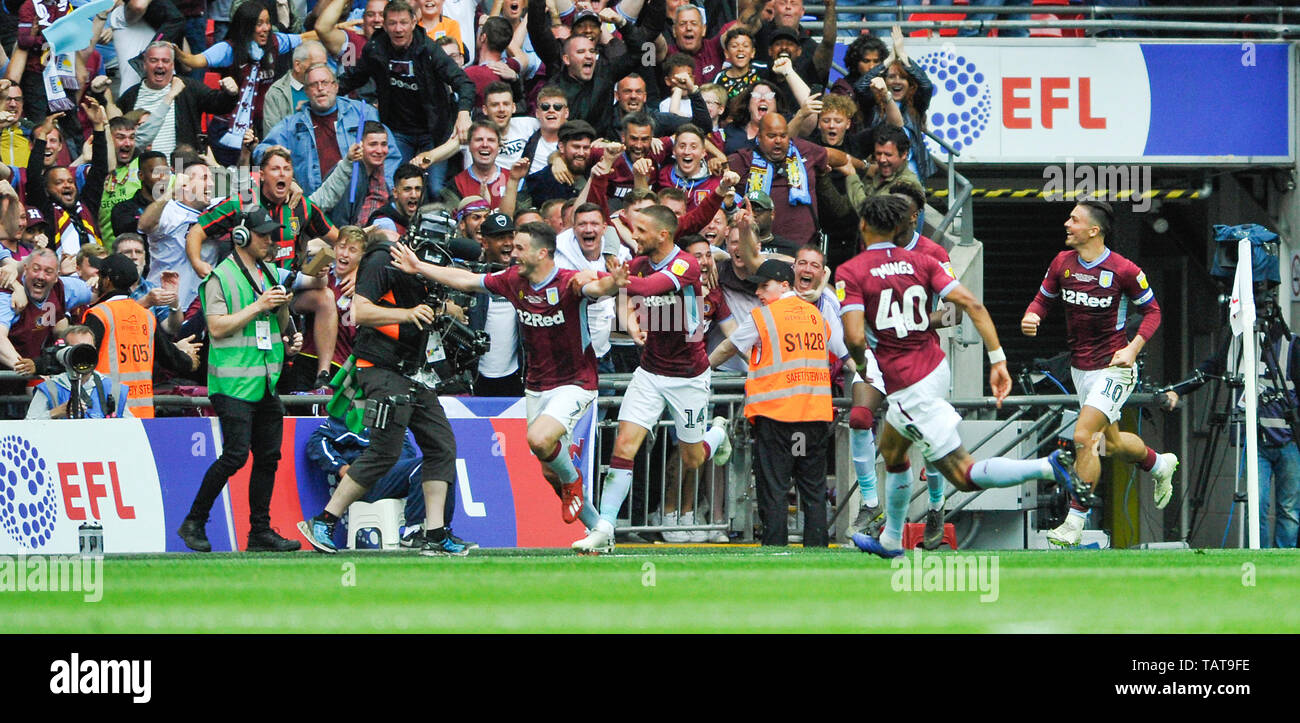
[573, 8, 601, 26]
[89, 253, 139, 289]
[770, 26, 800, 46]
[558, 120, 597, 143]
[244, 207, 280, 234]
[480, 211, 515, 236]
[751, 259, 794, 286]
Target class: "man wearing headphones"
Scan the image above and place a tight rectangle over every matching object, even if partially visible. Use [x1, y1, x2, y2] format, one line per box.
[179, 207, 307, 553]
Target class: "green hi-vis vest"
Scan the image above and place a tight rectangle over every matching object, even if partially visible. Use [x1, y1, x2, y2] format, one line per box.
[201, 255, 284, 401]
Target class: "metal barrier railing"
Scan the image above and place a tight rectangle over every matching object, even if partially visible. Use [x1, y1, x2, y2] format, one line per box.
[798, 4, 1300, 37]
[0, 366, 1165, 544]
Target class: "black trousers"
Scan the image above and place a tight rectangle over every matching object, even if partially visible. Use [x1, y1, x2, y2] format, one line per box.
[473, 369, 524, 397]
[347, 366, 457, 489]
[187, 391, 284, 533]
[752, 417, 831, 547]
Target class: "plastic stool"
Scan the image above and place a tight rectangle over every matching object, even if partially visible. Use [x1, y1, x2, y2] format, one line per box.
[902, 522, 957, 550]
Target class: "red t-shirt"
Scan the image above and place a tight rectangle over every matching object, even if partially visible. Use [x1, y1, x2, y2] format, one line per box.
[836, 242, 959, 392]
[655, 165, 722, 213]
[311, 110, 343, 179]
[299, 268, 357, 367]
[482, 265, 601, 391]
[453, 167, 511, 210]
[587, 139, 674, 205]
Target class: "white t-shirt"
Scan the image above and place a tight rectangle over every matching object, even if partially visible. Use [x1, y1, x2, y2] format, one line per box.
[464, 116, 540, 172]
[658, 95, 694, 119]
[146, 199, 220, 312]
[477, 295, 519, 378]
[554, 228, 631, 358]
[528, 135, 559, 175]
[442, 0, 479, 66]
[135, 83, 178, 157]
[110, 7, 158, 93]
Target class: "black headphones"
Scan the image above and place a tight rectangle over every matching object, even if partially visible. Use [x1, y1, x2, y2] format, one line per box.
[232, 214, 251, 248]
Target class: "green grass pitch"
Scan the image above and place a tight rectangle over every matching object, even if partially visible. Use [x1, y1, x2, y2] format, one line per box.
[3, 547, 1297, 633]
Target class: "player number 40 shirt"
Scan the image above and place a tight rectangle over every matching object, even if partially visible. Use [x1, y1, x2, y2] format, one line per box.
[835, 242, 960, 393]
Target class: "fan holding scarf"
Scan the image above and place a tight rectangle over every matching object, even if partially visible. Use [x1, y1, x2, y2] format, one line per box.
[726, 113, 860, 247]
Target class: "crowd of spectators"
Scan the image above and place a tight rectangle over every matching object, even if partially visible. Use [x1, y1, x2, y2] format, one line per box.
[0, 0, 981, 540]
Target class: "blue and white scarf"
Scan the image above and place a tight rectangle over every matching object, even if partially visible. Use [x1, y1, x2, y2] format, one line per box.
[747, 142, 810, 206]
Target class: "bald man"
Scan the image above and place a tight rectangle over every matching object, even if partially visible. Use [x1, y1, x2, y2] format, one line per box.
[727, 113, 862, 247]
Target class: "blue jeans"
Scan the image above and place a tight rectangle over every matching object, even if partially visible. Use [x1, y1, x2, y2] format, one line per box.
[392, 130, 449, 195]
[1242, 442, 1300, 548]
[932, 0, 1032, 38]
[184, 16, 210, 80]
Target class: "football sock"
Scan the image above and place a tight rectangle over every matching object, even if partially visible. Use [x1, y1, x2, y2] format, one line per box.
[426, 526, 448, 542]
[598, 457, 635, 525]
[1139, 447, 1158, 472]
[702, 425, 726, 459]
[925, 465, 944, 510]
[850, 428, 879, 507]
[319, 510, 339, 524]
[968, 457, 1054, 488]
[542, 439, 579, 486]
[578, 502, 600, 529]
[882, 464, 911, 548]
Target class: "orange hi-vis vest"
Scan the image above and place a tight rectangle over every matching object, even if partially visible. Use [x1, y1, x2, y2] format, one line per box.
[87, 297, 157, 419]
[744, 295, 834, 423]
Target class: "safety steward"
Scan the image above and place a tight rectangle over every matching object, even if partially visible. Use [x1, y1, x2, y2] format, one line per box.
[709, 259, 849, 547]
[82, 254, 200, 418]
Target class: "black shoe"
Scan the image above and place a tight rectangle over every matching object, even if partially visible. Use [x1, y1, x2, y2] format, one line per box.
[447, 528, 479, 550]
[178, 518, 211, 552]
[921, 509, 944, 550]
[400, 525, 426, 549]
[246, 528, 302, 552]
[314, 370, 333, 389]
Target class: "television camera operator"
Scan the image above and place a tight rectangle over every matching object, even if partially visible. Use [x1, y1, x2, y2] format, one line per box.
[1161, 227, 1299, 548]
[300, 209, 491, 557]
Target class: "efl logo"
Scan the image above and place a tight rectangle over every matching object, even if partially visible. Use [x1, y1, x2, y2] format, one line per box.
[918, 48, 993, 156]
[0, 435, 59, 550]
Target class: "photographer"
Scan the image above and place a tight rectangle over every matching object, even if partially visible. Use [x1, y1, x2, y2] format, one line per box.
[27, 326, 131, 419]
[178, 207, 304, 554]
[299, 212, 474, 557]
[1165, 280, 1300, 549]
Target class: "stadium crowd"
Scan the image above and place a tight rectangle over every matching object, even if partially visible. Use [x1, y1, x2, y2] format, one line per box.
[0, 0, 1188, 552]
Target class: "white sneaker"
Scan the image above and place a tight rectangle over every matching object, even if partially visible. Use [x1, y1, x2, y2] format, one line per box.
[707, 530, 730, 543]
[572, 519, 615, 553]
[680, 511, 710, 542]
[1151, 452, 1178, 510]
[1047, 513, 1085, 547]
[709, 416, 733, 466]
[661, 510, 691, 543]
